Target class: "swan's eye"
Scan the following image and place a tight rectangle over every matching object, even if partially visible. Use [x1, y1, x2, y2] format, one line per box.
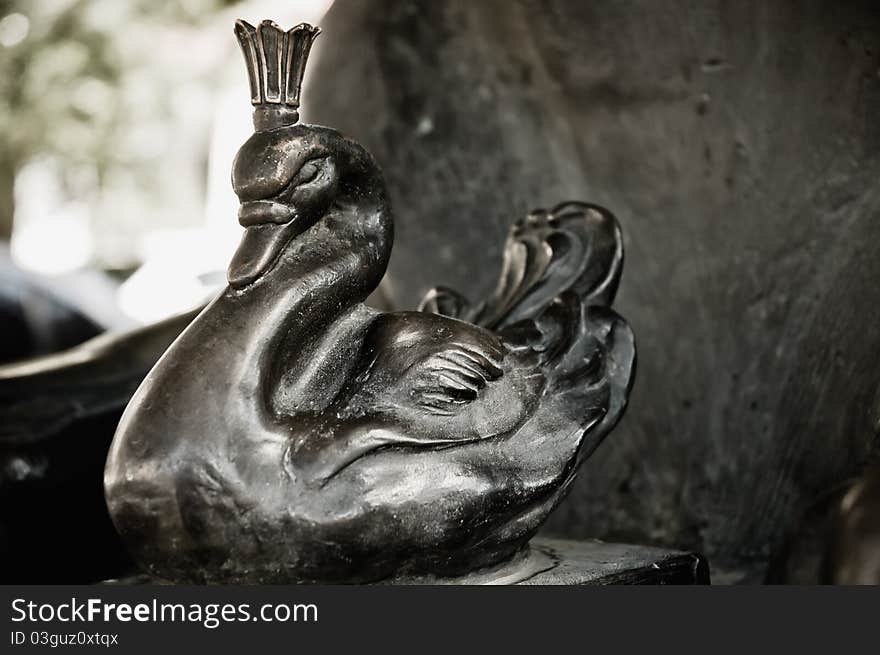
[295, 157, 327, 186]
[298, 162, 319, 184]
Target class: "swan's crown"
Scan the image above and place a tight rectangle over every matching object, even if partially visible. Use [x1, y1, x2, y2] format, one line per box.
[234, 19, 321, 130]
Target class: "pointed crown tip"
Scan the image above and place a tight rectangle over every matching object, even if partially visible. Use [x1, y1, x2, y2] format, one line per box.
[234, 18, 321, 126]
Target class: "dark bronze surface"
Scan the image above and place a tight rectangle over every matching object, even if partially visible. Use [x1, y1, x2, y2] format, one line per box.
[826, 463, 880, 584]
[103, 20, 635, 583]
[0, 249, 102, 364]
[102, 538, 708, 586]
[0, 308, 197, 582]
[767, 464, 880, 584]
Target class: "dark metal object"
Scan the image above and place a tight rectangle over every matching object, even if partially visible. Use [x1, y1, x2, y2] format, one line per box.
[103, 538, 708, 586]
[767, 462, 880, 584]
[390, 538, 707, 585]
[0, 308, 198, 582]
[0, 249, 103, 364]
[826, 463, 880, 584]
[518, 538, 709, 585]
[103, 20, 635, 583]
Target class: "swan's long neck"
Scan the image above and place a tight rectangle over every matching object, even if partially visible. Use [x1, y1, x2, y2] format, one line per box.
[108, 185, 391, 485]
[236, 197, 391, 418]
[220, 192, 391, 422]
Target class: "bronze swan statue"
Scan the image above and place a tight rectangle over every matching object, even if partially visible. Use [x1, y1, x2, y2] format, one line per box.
[104, 19, 636, 583]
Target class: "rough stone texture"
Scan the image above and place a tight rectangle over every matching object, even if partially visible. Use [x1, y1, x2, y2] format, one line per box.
[305, 0, 880, 582]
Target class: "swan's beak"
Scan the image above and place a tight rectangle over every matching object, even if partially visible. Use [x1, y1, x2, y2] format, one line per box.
[227, 201, 301, 288]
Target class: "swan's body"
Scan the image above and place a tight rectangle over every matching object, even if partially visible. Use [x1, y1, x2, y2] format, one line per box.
[105, 59, 635, 583]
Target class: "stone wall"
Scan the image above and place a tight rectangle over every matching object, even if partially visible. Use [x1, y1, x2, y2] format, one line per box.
[305, 0, 880, 581]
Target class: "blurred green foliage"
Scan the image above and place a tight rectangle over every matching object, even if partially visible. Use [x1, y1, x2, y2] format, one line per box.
[0, 0, 239, 238]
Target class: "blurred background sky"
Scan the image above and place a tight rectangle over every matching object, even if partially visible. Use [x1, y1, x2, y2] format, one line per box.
[0, 0, 334, 327]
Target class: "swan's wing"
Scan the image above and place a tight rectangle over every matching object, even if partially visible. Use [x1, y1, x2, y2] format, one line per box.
[418, 202, 622, 328]
[410, 343, 504, 416]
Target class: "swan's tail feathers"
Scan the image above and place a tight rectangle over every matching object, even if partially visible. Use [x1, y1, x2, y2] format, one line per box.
[486, 301, 634, 551]
[419, 199, 635, 455]
[419, 201, 623, 328]
[555, 303, 635, 461]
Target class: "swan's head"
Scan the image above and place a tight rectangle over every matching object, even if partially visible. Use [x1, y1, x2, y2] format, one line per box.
[228, 123, 378, 288]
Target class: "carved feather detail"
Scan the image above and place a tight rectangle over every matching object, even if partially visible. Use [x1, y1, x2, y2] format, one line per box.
[420, 200, 634, 466]
[419, 201, 623, 328]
